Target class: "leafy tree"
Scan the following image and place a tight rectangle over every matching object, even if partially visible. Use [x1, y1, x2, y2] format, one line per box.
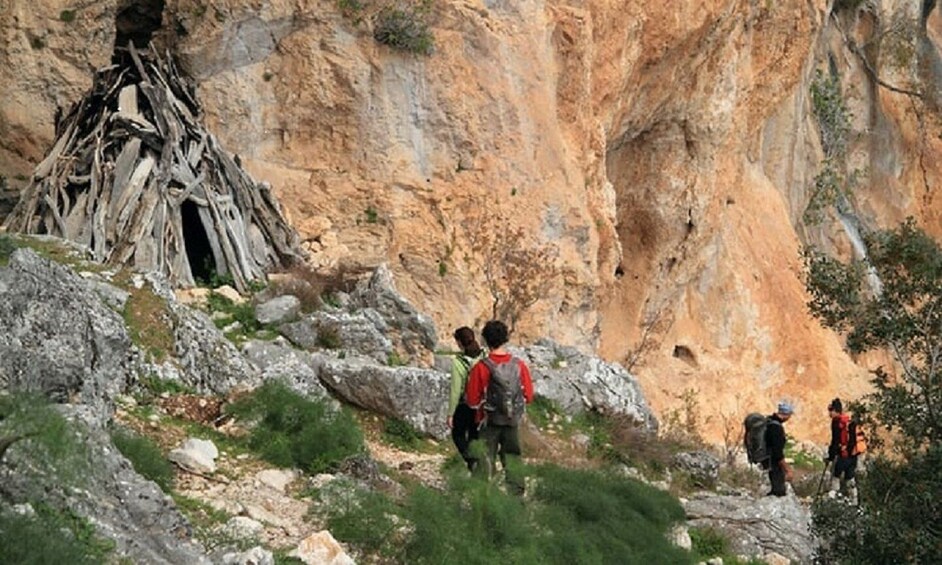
[803, 218, 942, 563]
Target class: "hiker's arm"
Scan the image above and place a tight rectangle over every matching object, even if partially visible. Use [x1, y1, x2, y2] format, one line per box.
[448, 357, 465, 415]
[519, 361, 534, 403]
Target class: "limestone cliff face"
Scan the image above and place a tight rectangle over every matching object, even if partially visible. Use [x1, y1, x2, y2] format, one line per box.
[2, 0, 941, 442]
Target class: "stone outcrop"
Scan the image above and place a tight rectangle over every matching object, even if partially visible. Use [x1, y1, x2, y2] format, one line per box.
[518, 340, 658, 432]
[684, 492, 815, 563]
[0, 247, 133, 418]
[3, 0, 942, 444]
[316, 353, 450, 439]
[0, 405, 211, 564]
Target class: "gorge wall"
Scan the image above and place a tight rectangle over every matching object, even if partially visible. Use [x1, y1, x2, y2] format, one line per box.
[3, 0, 940, 442]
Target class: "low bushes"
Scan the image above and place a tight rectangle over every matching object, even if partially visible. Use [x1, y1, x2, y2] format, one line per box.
[225, 381, 365, 474]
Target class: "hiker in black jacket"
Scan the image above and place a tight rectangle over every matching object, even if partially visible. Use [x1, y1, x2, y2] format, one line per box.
[766, 401, 794, 496]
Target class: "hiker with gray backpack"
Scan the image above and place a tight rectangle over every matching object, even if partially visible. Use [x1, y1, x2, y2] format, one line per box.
[743, 401, 794, 497]
[465, 320, 534, 494]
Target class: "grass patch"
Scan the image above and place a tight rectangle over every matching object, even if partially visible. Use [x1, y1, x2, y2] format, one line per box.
[205, 291, 269, 343]
[110, 425, 174, 493]
[0, 234, 17, 266]
[123, 285, 174, 362]
[225, 381, 366, 474]
[690, 526, 765, 564]
[382, 418, 421, 450]
[0, 503, 115, 564]
[328, 463, 694, 564]
[138, 374, 195, 397]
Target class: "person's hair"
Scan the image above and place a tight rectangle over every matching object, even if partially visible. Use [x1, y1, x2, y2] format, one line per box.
[828, 398, 843, 413]
[481, 320, 509, 349]
[453, 326, 482, 357]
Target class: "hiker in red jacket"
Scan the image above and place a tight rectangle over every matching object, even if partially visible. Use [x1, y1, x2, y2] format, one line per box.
[826, 398, 859, 504]
[465, 320, 533, 493]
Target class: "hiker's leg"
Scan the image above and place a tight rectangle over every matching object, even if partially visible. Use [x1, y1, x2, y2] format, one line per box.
[480, 424, 501, 480]
[829, 457, 845, 496]
[844, 456, 858, 505]
[452, 404, 477, 469]
[769, 465, 787, 496]
[500, 425, 525, 495]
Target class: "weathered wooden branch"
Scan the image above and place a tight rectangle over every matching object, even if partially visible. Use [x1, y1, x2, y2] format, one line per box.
[2, 43, 303, 291]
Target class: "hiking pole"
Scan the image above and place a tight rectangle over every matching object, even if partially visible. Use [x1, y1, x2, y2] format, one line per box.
[815, 460, 831, 499]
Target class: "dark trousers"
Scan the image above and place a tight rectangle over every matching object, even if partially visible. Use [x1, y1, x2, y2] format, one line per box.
[769, 463, 787, 496]
[833, 455, 857, 480]
[451, 403, 479, 470]
[480, 423, 524, 494]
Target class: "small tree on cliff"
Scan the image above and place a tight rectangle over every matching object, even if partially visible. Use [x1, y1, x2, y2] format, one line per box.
[463, 204, 561, 333]
[802, 218, 942, 563]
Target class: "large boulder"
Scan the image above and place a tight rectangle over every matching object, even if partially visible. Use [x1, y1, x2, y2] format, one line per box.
[0, 248, 133, 417]
[316, 353, 449, 439]
[241, 339, 331, 400]
[518, 340, 658, 432]
[278, 309, 394, 363]
[348, 264, 438, 357]
[0, 405, 211, 564]
[683, 492, 814, 563]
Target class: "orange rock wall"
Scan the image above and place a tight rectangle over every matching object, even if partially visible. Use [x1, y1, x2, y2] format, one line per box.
[3, 0, 941, 442]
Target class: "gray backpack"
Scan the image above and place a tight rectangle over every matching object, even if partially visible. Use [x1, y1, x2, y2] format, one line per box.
[743, 412, 781, 464]
[482, 357, 525, 426]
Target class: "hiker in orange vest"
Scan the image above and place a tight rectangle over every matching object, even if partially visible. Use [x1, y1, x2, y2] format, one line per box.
[826, 398, 859, 505]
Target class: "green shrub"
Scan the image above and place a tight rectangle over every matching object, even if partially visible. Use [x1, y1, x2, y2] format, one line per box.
[382, 418, 421, 449]
[59, 9, 76, 22]
[110, 426, 173, 492]
[690, 526, 728, 558]
[329, 463, 694, 564]
[0, 504, 115, 564]
[225, 381, 365, 474]
[0, 393, 89, 489]
[813, 448, 942, 564]
[373, 6, 434, 55]
[206, 291, 265, 341]
[0, 234, 17, 266]
[316, 325, 343, 349]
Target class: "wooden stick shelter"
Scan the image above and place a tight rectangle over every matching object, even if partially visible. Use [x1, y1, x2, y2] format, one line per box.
[3, 44, 302, 291]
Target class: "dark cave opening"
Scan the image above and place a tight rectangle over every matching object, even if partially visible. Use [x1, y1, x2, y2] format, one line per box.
[181, 200, 215, 283]
[114, 0, 166, 56]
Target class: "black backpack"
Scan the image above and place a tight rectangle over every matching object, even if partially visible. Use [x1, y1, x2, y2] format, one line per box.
[743, 413, 781, 465]
[481, 357, 525, 426]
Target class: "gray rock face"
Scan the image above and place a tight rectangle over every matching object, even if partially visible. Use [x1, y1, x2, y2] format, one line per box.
[256, 294, 301, 325]
[349, 264, 438, 356]
[316, 353, 449, 439]
[0, 249, 133, 417]
[0, 405, 211, 564]
[683, 493, 815, 563]
[241, 339, 331, 399]
[519, 340, 658, 432]
[279, 310, 394, 363]
[145, 273, 260, 394]
[672, 450, 721, 486]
